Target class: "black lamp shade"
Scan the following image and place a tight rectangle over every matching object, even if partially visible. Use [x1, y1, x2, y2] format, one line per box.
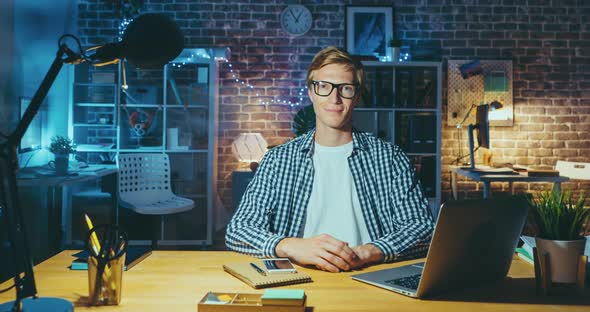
[122, 13, 184, 68]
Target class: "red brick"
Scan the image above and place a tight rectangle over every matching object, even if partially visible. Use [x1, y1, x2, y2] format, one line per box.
[251, 113, 276, 121]
[554, 132, 579, 140]
[241, 121, 266, 129]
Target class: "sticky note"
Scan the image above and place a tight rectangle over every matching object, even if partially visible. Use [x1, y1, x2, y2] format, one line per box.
[261, 289, 305, 300]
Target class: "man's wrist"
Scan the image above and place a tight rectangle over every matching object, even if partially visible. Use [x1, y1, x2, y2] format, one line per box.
[275, 237, 295, 258]
[365, 243, 385, 264]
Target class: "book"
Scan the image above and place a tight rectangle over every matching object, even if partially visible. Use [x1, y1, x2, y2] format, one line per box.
[515, 247, 533, 265]
[526, 169, 559, 177]
[223, 261, 312, 289]
[70, 245, 152, 271]
[261, 289, 305, 306]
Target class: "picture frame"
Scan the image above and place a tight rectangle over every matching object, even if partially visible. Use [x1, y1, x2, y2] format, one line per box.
[345, 6, 393, 60]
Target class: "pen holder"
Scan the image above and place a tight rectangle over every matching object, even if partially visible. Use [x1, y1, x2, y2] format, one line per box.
[86, 224, 128, 306]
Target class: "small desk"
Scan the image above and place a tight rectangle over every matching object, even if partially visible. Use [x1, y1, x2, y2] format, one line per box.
[17, 165, 117, 248]
[1, 251, 589, 311]
[452, 168, 569, 199]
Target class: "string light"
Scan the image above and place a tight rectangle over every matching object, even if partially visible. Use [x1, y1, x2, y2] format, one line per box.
[167, 54, 307, 107]
[118, 16, 307, 108]
[379, 52, 411, 63]
[118, 17, 132, 41]
[225, 61, 308, 107]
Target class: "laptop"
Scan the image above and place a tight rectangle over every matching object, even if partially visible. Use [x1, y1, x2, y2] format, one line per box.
[351, 196, 528, 298]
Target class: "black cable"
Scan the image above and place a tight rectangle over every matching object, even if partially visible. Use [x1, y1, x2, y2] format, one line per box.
[454, 146, 480, 165]
[0, 283, 15, 293]
[57, 34, 89, 63]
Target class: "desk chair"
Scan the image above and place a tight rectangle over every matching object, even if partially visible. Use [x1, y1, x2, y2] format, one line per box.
[555, 160, 590, 180]
[117, 153, 194, 248]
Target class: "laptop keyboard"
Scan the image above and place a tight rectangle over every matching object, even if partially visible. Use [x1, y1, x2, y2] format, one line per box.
[385, 274, 421, 290]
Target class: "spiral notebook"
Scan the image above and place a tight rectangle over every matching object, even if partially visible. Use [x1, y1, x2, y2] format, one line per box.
[223, 261, 312, 289]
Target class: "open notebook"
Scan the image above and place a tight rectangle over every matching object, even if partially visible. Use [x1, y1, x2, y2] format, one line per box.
[223, 261, 312, 289]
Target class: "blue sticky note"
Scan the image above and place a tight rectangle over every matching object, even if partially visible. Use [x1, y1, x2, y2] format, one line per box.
[261, 289, 305, 300]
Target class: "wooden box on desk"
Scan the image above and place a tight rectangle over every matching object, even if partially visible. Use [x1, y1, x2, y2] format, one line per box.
[198, 292, 306, 312]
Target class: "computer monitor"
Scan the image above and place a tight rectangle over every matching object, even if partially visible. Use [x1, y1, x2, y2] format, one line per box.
[18, 97, 42, 153]
[467, 104, 490, 169]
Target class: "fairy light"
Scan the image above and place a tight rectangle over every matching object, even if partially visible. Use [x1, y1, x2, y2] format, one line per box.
[379, 52, 411, 63]
[170, 50, 212, 68]
[118, 17, 132, 41]
[223, 60, 307, 107]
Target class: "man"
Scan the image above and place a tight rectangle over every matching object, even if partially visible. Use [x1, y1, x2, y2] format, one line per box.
[226, 46, 434, 272]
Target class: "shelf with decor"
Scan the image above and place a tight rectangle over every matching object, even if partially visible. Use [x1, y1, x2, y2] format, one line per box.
[355, 61, 442, 217]
[69, 48, 229, 247]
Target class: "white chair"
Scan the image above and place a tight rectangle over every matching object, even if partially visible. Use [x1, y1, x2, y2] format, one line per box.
[117, 153, 193, 248]
[555, 160, 590, 180]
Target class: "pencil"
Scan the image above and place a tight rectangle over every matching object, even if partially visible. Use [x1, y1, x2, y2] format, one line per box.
[84, 213, 102, 254]
[84, 214, 116, 292]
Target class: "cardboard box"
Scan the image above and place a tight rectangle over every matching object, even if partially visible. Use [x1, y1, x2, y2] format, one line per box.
[197, 292, 305, 312]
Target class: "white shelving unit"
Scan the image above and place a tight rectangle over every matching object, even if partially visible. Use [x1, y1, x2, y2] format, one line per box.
[70, 48, 229, 246]
[355, 61, 442, 217]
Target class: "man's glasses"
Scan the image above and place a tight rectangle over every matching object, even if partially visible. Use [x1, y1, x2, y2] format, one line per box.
[311, 80, 358, 99]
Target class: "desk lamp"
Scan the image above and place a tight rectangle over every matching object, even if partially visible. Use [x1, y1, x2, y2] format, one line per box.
[456, 101, 503, 169]
[0, 13, 183, 312]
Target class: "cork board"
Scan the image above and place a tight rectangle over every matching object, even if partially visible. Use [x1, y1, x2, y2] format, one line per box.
[447, 60, 513, 127]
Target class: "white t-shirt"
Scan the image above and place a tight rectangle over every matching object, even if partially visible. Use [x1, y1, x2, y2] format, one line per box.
[303, 142, 371, 247]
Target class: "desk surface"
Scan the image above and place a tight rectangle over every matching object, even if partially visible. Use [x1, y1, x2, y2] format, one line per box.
[17, 164, 117, 187]
[454, 168, 570, 183]
[1, 251, 589, 312]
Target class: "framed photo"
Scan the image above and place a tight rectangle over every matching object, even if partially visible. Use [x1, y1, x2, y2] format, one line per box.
[345, 6, 393, 60]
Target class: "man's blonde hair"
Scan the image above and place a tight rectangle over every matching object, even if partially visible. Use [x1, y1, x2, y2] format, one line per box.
[306, 46, 364, 90]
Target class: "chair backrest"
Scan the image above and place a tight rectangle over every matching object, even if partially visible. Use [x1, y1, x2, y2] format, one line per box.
[555, 160, 590, 180]
[117, 153, 174, 205]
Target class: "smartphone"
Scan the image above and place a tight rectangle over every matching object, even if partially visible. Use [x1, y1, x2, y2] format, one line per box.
[262, 258, 297, 273]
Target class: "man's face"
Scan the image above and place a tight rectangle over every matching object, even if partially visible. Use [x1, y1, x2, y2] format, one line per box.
[308, 63, 359, 133]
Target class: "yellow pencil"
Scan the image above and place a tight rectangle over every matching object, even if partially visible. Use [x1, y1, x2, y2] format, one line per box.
[84, 214, 115, 292]
[84, 214, 102, 254]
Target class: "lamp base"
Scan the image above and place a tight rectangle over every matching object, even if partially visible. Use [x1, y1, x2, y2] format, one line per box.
[0, 297, 73, 312]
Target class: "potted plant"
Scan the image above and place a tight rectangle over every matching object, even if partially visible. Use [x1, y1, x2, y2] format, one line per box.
[388, 36, 402, 62]
[292, 105, 316, 137]
[49, 135, 76, 175]
[527, 190, 589, 284]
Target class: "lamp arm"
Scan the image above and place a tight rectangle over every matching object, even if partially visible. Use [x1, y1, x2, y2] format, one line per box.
[457, 103, 476, 128]
[0, 43, 79, 312]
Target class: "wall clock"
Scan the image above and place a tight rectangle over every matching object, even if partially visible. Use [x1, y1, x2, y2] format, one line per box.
[280, 5, 312, 36]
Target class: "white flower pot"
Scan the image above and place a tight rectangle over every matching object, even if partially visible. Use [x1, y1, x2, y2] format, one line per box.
[535, 237, 586, 284]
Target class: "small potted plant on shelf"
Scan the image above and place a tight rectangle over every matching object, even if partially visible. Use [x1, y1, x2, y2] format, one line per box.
[388, 36, 402, 62]
[49, 135, 76, 175]
[527, 189, 589, 284]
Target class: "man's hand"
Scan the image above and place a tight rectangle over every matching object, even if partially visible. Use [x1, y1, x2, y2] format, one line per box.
[350, 243, 384, 269]
[275, 234, 359, 272]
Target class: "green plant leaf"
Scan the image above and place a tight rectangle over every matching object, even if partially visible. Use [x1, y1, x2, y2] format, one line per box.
[292, 105, 316, 137]
[49, 135, 76, 154]
[527, 190, 588, 240]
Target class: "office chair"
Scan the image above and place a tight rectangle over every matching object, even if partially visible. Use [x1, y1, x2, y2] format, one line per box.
[117, 153, 194, 248]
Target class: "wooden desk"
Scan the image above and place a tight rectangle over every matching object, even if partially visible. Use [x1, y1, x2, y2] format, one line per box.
[1, 251, 588, 312]
[452, 168, 569, 199]
[17, 165, 117, 248]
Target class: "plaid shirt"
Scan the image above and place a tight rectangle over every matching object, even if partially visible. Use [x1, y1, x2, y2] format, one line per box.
[225, 129, 434, 263]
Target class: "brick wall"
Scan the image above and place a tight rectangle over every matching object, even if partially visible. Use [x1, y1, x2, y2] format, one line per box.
[77, 0, 590, 208]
